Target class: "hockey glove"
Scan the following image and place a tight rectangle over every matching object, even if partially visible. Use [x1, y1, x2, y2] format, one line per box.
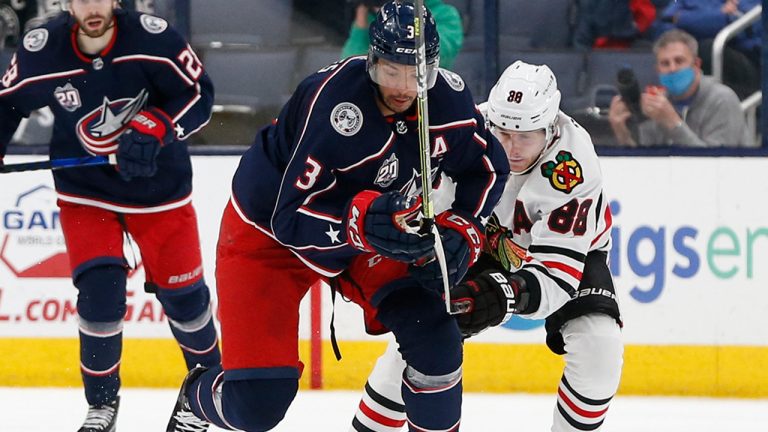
[409, 211, 483, 292]
[116, 107, 174, 181]
[345, 190, 434, 263]
[449, 270, 529, 338]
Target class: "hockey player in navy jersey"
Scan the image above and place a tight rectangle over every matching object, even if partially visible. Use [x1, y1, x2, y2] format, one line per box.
[0, 1, 221, 431]
[349, 61, 624, 432]
[165, 2, 508, 432]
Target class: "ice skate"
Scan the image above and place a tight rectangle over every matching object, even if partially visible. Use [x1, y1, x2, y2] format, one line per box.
[166, 366, 210, 432]
[78, 395, 119, 432]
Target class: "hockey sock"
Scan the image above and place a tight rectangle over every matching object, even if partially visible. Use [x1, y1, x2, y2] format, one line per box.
[79, 318, 123, 406]
[376, 286, 463, 431]
[552, 314, 622, 432]
[350, 340, 407, 432]
[157, 283, 221, 369]
[75, 265, 127, 406]
[187, 365, 298, 431]
[167, 306, 221, 369]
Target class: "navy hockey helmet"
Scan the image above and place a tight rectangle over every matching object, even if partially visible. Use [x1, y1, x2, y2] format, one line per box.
[367, 1, 440, 90]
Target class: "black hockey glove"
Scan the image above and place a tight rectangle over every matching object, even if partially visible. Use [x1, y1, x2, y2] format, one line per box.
[116, 107, 174, 181]
[345, 190, 434, 263]
[449, 270, 529, 338]
[409, 211, 483, 292]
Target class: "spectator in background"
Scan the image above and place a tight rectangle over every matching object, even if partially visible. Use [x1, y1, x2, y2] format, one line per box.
[608, 29, 753, 147]
[340, 0, 463, 69]
[572, 0, 668, 50]
[650, 0, 761, 100]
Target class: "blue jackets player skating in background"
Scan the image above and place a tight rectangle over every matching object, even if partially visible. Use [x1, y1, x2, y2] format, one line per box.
[0, 1, 221, 431]
[166, 1, 508, 432]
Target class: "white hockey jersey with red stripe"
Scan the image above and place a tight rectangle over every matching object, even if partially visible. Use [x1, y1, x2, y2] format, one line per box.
[491, 112, 612, 319]
[436, 111, 613, 319]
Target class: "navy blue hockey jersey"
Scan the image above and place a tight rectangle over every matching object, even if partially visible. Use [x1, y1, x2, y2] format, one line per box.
[0, 9, 212, 212]
[231, 57, 510, 276]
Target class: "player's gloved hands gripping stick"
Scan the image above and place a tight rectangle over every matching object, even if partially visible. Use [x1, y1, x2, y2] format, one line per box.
[409, 211, 483, 292]
[116, 107, 174, 181]
[346, 190, 434, 262]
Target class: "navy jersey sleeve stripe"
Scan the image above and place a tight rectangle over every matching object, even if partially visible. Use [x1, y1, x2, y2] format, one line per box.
[0, 68, 86, 97]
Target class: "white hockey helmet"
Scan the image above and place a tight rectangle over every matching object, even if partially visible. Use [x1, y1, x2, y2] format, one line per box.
[487, 61, 561, 145]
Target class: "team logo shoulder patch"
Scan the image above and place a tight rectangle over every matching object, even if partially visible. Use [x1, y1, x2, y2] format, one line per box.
[140, 14, 168, 34]
[439, 69, 465, 92]
[330, 102, 363, 136]
[540, 150, 584, 194]
[23, 28, 48, 52]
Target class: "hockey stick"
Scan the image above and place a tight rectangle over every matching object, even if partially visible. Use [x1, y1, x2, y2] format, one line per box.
[0, 154, 116, 174]
[413, 0, 452, 313]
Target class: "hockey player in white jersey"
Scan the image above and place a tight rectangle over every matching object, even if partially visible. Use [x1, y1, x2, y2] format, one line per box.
[348, 61, 623, 432]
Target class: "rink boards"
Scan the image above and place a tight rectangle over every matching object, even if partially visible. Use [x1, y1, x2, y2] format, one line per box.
[0, 155, 767, 397]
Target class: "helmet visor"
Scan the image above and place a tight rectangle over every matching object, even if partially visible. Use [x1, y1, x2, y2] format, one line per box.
[368, 56, 439, 91]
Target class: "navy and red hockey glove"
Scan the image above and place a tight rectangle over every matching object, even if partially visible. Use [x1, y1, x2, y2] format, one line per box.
[409, 210, 484, 292]
[116, 107, 174, 181]
[449, 269, 529, 338]
[345, 190, 434, 263]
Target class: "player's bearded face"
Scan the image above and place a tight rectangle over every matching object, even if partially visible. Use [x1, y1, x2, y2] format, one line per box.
[492, 125, 547, 173]
[370, 59, 417, 113]
[71, 0, 115, 38]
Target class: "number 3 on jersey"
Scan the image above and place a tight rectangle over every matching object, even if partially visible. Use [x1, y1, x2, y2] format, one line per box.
[296, 156, 323, 190]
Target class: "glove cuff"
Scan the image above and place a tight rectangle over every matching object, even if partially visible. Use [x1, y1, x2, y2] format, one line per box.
[129, 107, 175, 146]
[436, 210, 484, 266]
[497, 273, 529, 324]
[346, 190, 381, 252]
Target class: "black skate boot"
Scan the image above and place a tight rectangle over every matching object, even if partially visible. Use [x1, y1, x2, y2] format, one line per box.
[78, 395, 119, 432]
[166, 366, 210, 432]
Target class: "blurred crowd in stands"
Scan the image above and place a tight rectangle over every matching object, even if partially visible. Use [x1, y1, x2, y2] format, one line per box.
[0, 0, 762, 149]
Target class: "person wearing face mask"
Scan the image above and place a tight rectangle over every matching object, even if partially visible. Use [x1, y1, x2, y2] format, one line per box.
[348, 61, 623, 432]
[649, 0, 762, 100]
[608, 29, 754, 147]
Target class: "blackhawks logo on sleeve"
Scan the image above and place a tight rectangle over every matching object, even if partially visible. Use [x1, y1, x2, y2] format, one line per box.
[540, 150, 584, 194]
[484, 213, 528, 271]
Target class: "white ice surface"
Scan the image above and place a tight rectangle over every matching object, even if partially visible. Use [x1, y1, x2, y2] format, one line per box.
[1, 387, 766, 431]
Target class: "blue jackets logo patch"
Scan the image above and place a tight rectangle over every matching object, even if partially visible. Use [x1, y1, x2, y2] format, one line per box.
[75, 89, 148, 155]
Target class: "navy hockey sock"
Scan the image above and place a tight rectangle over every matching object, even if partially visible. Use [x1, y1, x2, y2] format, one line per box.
[377, 285, 463, 431]
[187, 365, 298, 431]
[75, 265, 127, 406]
[157, 283, 221, 369]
